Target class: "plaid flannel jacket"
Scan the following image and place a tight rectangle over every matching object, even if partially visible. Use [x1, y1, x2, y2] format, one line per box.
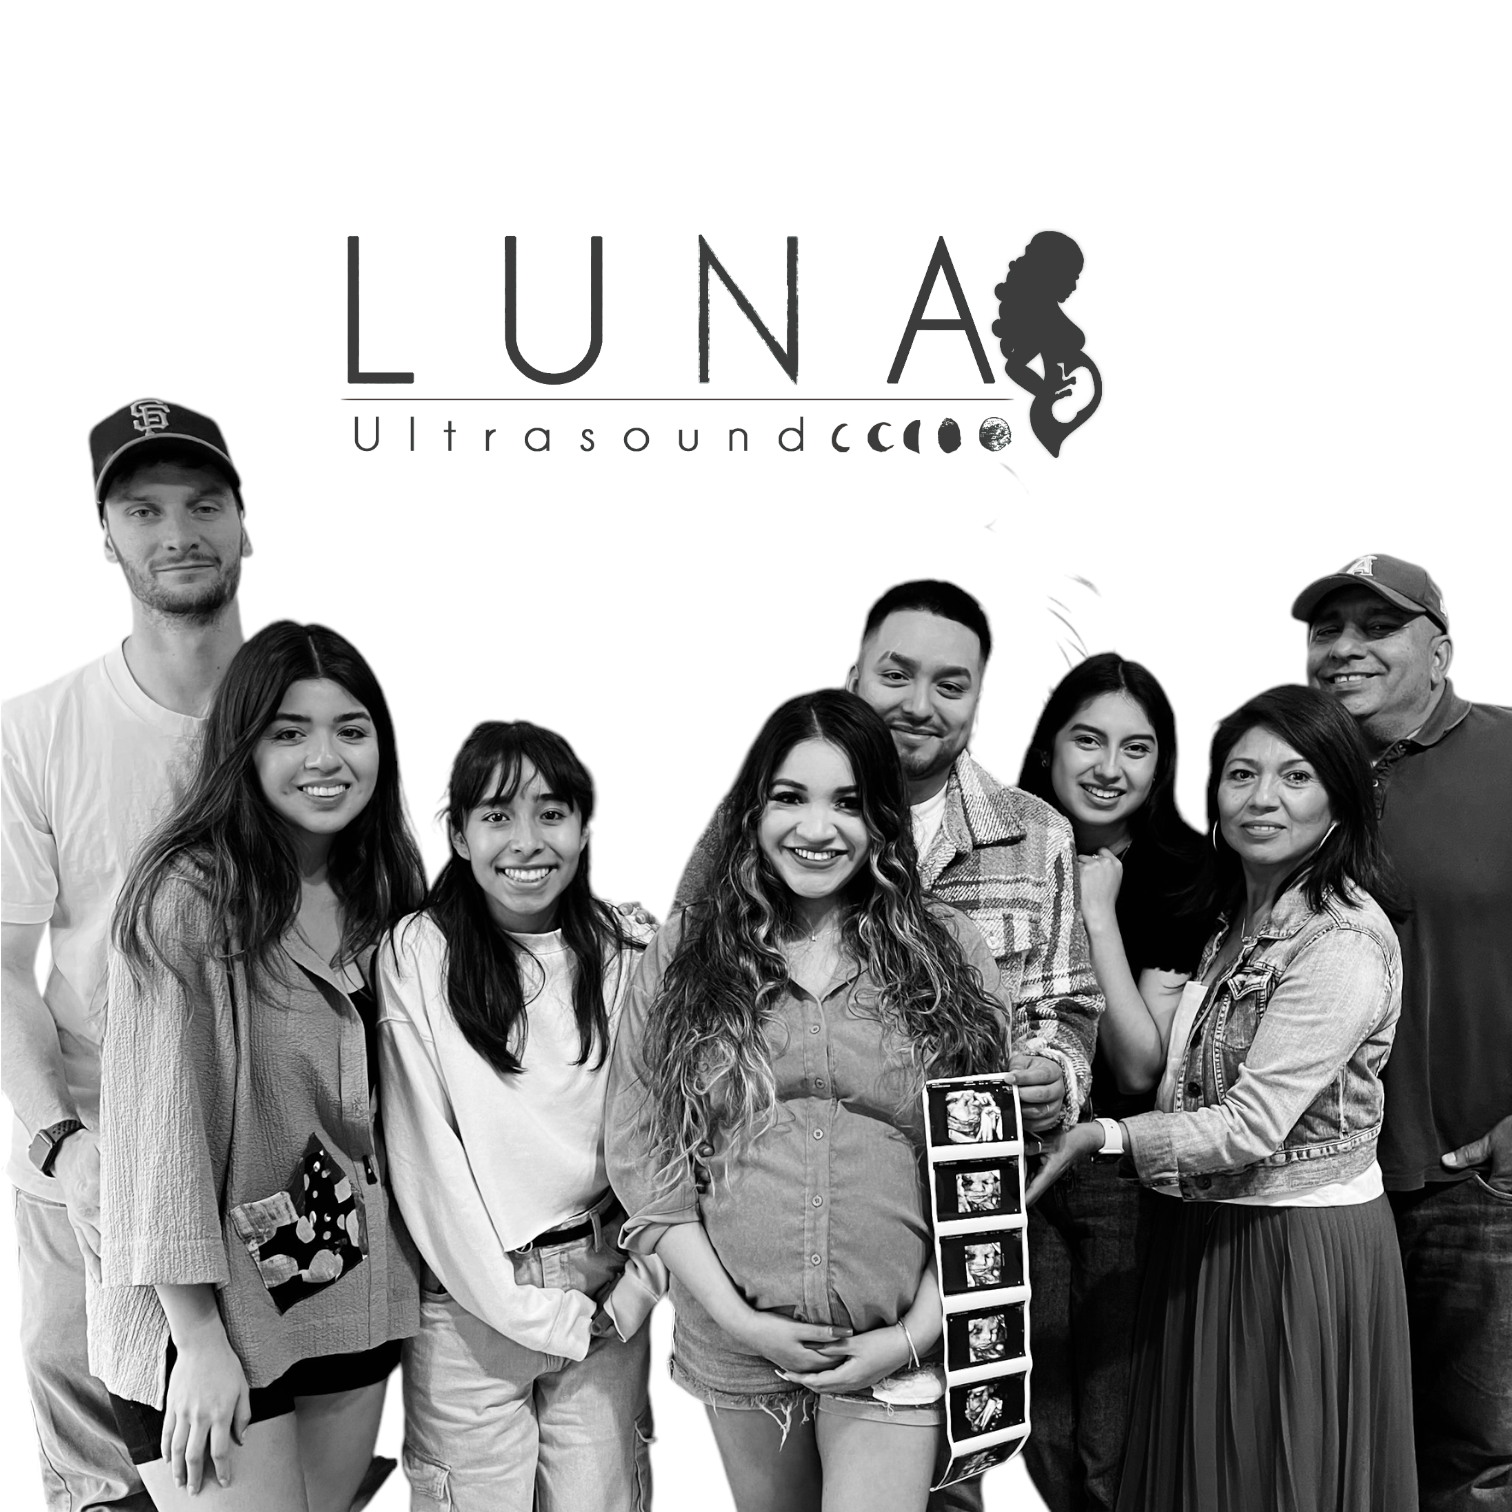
[919, 754, 1103, 1128]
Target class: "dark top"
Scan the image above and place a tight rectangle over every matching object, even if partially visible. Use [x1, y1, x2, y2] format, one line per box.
[1088, 836, 1210, 1121]
[1371, 684, 1512, 1189]
[350, 982, 380, 1096]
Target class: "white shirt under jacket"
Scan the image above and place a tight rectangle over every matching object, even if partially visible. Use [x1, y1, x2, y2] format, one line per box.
[377, 908, 665, 1360]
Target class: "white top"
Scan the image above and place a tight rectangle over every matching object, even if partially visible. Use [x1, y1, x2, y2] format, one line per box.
[911, 784, 950, 866]
[1221, 1161, 1384, 1207]
[377, 909, 665, 1359]
[1, 646, 202, 1198]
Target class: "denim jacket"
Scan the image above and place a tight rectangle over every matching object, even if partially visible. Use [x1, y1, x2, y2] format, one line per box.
[1122, 881, 1401, 1200]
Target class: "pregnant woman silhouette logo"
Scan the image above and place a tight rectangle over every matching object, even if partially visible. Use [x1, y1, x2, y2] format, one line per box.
[992, 232, 1102, 456]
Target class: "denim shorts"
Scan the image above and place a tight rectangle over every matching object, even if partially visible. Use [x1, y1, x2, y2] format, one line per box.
[667, 1280, 942, 1430]
[108, 1339, 401, 1464]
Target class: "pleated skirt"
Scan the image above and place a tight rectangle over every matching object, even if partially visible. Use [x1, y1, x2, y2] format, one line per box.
[1116, 1193, 1415, 1512]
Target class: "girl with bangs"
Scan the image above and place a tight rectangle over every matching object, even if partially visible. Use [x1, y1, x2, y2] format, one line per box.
[96, 622, 426, 1512]
[376, 721, 663, 1512]
[606, 689, 1012, 1512]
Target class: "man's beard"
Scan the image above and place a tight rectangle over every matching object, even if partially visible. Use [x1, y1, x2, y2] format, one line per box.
[122, 554, 242, 626]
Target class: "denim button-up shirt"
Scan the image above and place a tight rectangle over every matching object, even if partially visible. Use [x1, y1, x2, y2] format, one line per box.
[1123, 882, 1401, 1201]
[605, 905, 1008, 1332]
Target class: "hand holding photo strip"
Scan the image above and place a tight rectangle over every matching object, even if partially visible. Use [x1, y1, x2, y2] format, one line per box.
[924, 1073, 1033, 1490]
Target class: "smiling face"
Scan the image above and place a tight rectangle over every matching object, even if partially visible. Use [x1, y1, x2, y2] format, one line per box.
[1305, 586, 1450, 750]
[849, 610, 984, 801]
[452, 759, 586, 933]
[1216, 726, 1334, 886]
[254, 678, 379, 854]
[758, 738, 871, 916]
[101, 460, 250, 621]
[1048, 690, 1158, 846]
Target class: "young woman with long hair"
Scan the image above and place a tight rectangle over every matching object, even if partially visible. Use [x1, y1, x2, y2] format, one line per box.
[1026, 685, 1415, 1510]
[1015, 653, 1210, 1512]
[606, 689, 1011, 1512]
[376, 722, 662, 1512]
[94, 622, 426, 1512]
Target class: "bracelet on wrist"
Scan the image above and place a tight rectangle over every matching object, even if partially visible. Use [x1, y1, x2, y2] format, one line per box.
[896, 1318, 920, 1370]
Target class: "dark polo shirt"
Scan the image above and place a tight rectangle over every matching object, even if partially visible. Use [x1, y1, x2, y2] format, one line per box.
[1373, 682, 1512, 1189]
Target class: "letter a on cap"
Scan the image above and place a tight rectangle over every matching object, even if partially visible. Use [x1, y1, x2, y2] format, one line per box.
[1344, 555, 1377, 577]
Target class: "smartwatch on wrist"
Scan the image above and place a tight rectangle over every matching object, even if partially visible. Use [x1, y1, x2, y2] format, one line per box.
[1093, 1116, 1125, 1161]
[28, 1118, 85, 1177]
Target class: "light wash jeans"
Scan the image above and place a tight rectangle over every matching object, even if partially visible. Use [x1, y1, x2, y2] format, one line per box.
[14, 1189, 152, 1511]
[401, 1214, 653, 1512]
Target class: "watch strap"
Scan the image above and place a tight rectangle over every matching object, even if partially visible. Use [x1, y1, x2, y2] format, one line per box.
[31, 1118, 85, 1176]
[1094, 1116, 1125, 1158]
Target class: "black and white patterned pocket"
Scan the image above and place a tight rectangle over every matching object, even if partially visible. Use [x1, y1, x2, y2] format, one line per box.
[230, 1134, 364, 1313]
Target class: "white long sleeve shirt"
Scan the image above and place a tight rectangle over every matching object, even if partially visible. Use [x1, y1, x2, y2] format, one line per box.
[377, 907, 662, 1359]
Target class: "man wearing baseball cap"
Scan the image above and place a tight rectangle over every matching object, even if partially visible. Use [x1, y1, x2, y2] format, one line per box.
[2, 399, 249, 1509]
[1295, 553, 1512, 1510]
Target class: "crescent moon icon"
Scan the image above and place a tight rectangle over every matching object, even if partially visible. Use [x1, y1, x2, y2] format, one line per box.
[867, 423, 892, 452]
[902, 420, 921, 452]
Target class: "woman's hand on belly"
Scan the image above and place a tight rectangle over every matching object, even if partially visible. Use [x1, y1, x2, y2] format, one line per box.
[733, 1311, 857, 1374]
[778, 1321, 914, 1393]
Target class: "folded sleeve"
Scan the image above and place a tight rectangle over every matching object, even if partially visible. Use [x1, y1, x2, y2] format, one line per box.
[99, 878, 234, 1288]
[1123, 925, 1400, 1185]
[604, 913, 702, 1254]
[375, 926, 596, 1361]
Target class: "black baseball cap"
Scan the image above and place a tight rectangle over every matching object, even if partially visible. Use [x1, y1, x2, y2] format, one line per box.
[90, 398, 242, 514]
[1291, 554, 1447, 632]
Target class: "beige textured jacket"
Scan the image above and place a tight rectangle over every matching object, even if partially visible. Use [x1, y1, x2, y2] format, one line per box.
[90, 870, 419, 1407]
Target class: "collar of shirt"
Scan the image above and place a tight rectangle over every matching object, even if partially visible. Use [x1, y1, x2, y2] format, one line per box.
[923, 753, 1029, 887]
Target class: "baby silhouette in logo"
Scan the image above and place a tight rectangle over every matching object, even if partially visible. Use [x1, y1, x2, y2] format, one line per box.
[992, 232, 1102, 456]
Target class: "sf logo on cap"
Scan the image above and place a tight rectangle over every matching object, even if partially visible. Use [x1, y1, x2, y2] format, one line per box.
[130, 398, 172, 435]
[1345, 555, 1377, 578]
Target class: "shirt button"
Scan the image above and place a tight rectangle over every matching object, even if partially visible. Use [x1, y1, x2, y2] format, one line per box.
[813, 1128, 825, 1140]
[815, 1078, 826, 1090]
[1197, 1176, 1212, 1190]
[809, 1025, 821, 1035]
[812, 1195, 824, 1207]
[1186, 1081, 1202, 1100]
[810, 1254, 822, 1265]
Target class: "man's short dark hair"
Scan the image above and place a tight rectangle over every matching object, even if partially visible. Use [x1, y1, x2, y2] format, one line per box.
[861, 580, 992, 664]
[99, 442, 242, 519]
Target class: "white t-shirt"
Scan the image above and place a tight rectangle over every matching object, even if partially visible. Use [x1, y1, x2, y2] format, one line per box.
[1, 646, 202, 1198]
[912, 784, 950, 866]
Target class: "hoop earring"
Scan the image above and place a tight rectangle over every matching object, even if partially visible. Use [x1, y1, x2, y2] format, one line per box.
[1210, 822, 1223, 851]
[1038, 751, 1049, 768]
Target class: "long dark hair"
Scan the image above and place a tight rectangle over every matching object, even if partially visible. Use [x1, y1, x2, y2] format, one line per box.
[114, 621, 425, 988]
[641, 689, 1006, 1182]
[412, 721, 638, 1077]
[1203, 685, 1400, 919]
[1018, 652, 1203, 866]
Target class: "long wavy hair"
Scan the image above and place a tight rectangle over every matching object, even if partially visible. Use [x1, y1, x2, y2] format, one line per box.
[410, 721, 639, 1076]
[641, 689, 1007, 1184]
[1018, 652, 1203, 866]
[114, 621, 425, 989]
[1202, 685, 1401, 920]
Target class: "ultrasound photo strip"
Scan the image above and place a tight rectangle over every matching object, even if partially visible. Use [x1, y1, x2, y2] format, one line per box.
[922, 1073, 1033, 1489]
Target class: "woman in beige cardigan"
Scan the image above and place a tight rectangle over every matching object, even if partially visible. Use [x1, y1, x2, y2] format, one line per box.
[95, 622, 426, 1511]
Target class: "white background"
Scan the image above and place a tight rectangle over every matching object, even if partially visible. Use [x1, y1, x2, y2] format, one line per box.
[3, 5, 1509, 1508]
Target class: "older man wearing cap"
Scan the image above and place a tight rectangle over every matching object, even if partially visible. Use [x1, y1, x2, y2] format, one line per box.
[1295, 553, 1512, 1512]
[2, 399, 249, 1510]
